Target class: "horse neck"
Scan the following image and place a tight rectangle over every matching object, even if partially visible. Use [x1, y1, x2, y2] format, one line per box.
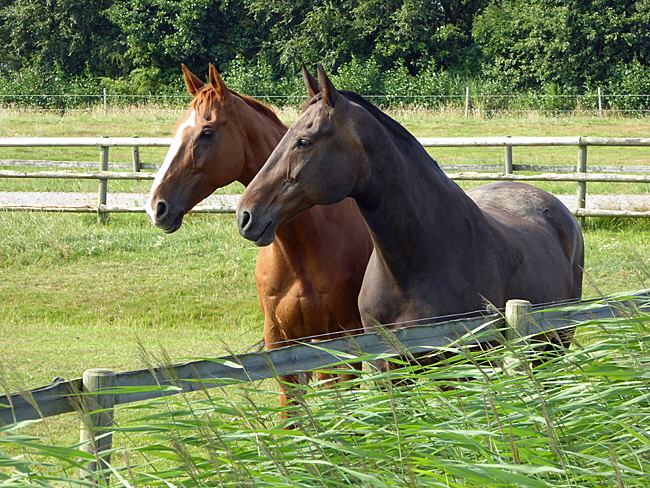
[231, 98, 325, 255]
[353, 120, 480, 278]
[232, 97, 288, 186]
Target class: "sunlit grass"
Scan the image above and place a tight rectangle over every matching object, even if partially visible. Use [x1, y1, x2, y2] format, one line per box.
[1, 110, 649, 486]
[1, 110, 648, 196]
[2, 296, 649, 487]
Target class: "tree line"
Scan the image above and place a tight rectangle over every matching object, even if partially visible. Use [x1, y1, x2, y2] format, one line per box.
[1, 0, 650, 108]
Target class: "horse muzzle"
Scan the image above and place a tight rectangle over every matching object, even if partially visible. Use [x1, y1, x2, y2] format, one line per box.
[236, 207, 278, 246]
[148, 198, 185, 234]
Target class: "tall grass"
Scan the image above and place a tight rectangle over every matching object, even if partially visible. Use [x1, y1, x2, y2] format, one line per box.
[1, 296, 649, 487]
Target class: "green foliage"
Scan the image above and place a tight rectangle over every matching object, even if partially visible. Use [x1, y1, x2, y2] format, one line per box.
[2, 0, 650, 111]
[105, 0, 256, 78]
[473, 0, 650, 91]
[221, 56, 304, 103]
[0, 0, 124, 77]
[605, 59, 650, 112]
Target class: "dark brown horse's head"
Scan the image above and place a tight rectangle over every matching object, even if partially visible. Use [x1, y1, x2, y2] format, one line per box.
[146, 64, 255, 233]
[237, 64, 369, 246]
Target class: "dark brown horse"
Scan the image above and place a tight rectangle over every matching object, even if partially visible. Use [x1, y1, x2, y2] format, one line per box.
[237, 65, 584, 360]
[146, 65, 373, 409]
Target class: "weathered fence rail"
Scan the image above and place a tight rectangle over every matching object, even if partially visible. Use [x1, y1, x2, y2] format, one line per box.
[1, 291, 648, 426]
[1, 136, 650, 218]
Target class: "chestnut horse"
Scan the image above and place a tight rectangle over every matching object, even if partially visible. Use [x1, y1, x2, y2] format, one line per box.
[146, 65, 373, 409]
[237, 65, 584, 363]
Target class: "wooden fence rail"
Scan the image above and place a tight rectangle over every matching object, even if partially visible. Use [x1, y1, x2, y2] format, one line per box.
[1, 291, 649, 483]
[3, 291, 648, 425]
[1, 136, 650, 218]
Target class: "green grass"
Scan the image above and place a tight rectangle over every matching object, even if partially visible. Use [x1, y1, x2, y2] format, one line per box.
[0, 109, 650, 480]
[1, 110, 649, 196]
[2, 299, 650, 487]
[0, 211, 648, 389]
[0, 212, 262, 387]
[0, 108, 648, 386]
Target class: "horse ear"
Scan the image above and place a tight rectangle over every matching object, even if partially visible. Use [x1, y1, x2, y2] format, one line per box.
[317, 63, 342, 108]
[302, 64, 320, 98]
[182, 64, 204, 97]
[208, 63, 231, 105]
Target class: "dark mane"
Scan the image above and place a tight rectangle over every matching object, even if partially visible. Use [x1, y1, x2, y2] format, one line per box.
[339, 90, 439, 167]
[191, 84, 285, 127]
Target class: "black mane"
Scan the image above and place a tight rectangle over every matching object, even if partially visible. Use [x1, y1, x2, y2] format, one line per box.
[339, 90, 439, 167]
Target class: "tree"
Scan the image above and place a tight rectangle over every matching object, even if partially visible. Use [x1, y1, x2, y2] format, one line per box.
[244, 0, 486, 77]
[0, 0, 124, 77]
[106, 0, 257, 81]
[473, 0, 650, 90]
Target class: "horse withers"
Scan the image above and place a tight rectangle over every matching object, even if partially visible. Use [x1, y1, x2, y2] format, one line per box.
[146, 64, 373, 416]
[237, 64, 584, 365]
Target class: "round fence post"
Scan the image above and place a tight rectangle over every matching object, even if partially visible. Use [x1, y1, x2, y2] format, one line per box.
[505, 299, 533, 343]
[597, 87, 603, 118]
[504, 135, 513, 174]
[576, 141, 588, 227]
[98, 137, 109, 224]
[79, 369, 116, 485]
[132, 135, 141, 172]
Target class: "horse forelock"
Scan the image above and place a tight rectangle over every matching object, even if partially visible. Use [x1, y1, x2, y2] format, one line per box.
[190, 85, 218, 120]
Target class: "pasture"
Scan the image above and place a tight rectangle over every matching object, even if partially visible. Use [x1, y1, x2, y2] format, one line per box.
[1, 109, 650, 486]
[1, 109, 649, 383]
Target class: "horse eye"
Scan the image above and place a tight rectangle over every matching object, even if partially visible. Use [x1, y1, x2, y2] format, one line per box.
[296, 138, 312, 148]
[200, 129, 214, 140]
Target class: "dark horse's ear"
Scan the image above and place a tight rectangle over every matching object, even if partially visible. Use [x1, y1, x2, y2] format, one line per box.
[208, 63, 232, 105]
[317, 63, 342, 108]
[302, 64, 320, 98]
[181, 64, 204, 97]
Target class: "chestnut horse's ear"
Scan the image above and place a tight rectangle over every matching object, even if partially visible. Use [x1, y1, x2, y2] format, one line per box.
[302, 64, 320, 98]
[181, 64, 204, 97]
[208, 63, 231, 105]
[317, 63, 342, 108]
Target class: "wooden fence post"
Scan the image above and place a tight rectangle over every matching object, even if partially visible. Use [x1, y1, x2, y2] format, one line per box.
[576, 141, 588, 226]
[504, 135, 513, 174]
[98, 137, 109, 224]
[505, 299, 533, 342]
[598, 87, 603, 118]
[79, 369, 116, 486]
[132, 136, 141, 172]
[464, 87, 470, 118]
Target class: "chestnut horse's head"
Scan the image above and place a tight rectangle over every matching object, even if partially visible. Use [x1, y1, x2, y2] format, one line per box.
[237, 64, 370, 246]
[146, 64, 258, 233]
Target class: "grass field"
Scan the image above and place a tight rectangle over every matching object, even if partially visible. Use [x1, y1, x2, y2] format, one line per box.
[1, 108, 649, 195]
[2, 296, 650, 488]
[0, 108, 649, 383]
[1, 109, 650, 487]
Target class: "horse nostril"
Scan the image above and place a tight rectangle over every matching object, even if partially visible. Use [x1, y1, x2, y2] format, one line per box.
[241, 210, 251, 229]
[156, 201, 168, 220]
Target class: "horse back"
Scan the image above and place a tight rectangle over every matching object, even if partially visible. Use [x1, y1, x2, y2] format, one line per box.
[467, 181, 584, 301]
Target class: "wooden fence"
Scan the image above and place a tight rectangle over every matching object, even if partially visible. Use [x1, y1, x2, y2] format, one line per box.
[1, 291, 649, 482]
[1, 136, 650, 219]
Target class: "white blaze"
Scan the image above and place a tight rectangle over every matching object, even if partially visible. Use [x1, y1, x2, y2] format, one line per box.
[145, 110, 197, 221]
